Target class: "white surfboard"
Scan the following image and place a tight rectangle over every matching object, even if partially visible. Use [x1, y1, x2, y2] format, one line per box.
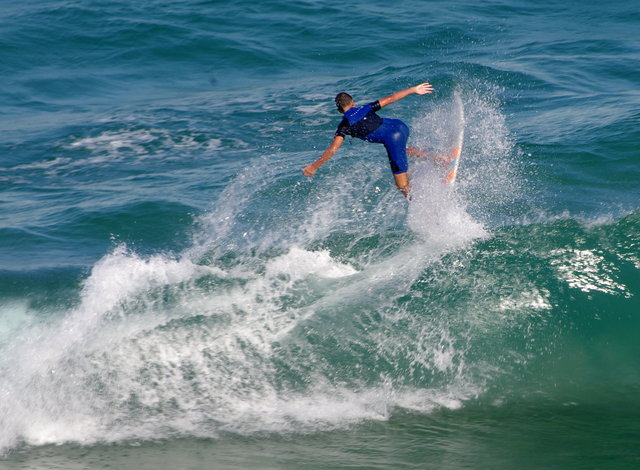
[442, 91, 465, 185]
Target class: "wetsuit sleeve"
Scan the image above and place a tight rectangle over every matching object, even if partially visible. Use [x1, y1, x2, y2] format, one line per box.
[370, 100, 381, 112]
[335, 118, 349, 138]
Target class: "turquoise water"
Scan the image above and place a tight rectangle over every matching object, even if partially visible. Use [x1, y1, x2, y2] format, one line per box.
[1, 0, 639, 468]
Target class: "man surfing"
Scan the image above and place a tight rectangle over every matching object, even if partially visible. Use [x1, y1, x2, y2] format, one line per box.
[302, 82, 434, 198]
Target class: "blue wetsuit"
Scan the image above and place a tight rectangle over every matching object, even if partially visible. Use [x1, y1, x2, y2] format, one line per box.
[335, 100, 410, 174]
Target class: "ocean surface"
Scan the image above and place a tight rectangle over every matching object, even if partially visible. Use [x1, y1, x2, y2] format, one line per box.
[1, 0, 639, 468]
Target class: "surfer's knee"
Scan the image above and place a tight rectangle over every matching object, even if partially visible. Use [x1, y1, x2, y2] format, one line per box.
[387, 146, 409, 176]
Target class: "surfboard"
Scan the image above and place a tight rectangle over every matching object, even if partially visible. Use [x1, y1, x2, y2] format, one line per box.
[442, 91, 465, 185]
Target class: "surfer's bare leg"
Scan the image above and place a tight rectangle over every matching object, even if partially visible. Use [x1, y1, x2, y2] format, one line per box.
[407, 146, 426, 158]
[438, 146, 460, 163]
[394, 172, 411, 198]
[408, 146, 457, 165]
[407, 147, 444, 160]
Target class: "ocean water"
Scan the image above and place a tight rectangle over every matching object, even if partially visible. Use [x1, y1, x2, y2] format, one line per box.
[1, 0, 639, 468]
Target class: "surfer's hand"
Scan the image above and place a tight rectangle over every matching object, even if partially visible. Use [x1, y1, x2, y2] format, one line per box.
[414, 82, 433, 95]
[302, 165, 317, 177]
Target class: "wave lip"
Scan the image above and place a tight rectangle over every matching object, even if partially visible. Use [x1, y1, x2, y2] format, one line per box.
[0, 240, 482, 453]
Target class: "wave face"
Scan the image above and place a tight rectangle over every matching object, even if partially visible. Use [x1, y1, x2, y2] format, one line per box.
[1, 0, 639, 467]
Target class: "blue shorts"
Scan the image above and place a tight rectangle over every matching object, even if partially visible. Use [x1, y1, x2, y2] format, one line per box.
[365, 118, 410, 174]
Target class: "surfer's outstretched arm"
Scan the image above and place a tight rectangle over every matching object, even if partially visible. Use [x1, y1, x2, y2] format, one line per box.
[302, 135, 344, 177]
[378, 82, 433, 108]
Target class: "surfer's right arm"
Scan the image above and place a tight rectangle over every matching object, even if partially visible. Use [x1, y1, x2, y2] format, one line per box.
[378, 82, 433, 108]
[303, 136, 344, 177]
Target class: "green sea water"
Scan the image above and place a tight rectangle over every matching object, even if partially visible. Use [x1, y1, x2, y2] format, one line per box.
[1, 0, 639, 468]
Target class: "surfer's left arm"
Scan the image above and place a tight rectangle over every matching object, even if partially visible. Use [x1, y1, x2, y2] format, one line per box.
[378, 82, 433, 108]
[303, 135, 344, 177]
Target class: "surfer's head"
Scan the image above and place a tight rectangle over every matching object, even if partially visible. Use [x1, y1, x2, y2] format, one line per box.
[335, 93, 354, 113]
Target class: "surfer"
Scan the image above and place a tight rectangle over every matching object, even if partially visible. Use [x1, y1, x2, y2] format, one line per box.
[302, 82, 434, 197]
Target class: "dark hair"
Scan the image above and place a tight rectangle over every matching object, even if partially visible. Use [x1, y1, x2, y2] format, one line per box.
[334, 93, 353, 113]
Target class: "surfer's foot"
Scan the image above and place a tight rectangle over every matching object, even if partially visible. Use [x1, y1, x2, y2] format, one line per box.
[433, 155, 449, 166]
[407, 146, 427, 158]
[393, 172, 411, 199]
[435, 153, 455, 163]
[433, 148, 460, 166]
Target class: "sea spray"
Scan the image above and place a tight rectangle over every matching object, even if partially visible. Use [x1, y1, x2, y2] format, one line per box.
[412, 87, 521, 226]
[1, 88, 519, 453]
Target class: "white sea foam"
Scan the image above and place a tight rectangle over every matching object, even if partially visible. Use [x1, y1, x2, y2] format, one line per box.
[0, 244, 364, 451]
[10, 157, 73, 171]
[0, 236, 479, 452]
[6, 128, 226, 177]
[550, 248, 631, 297]
[66, 128, 223, 157]
[0, 300, 33, 346]
[265, 246, 358, 279]
[407, 162, 488, 248]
